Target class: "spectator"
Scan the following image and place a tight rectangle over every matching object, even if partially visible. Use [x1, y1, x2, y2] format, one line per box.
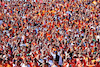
[0, 0, 99, 67]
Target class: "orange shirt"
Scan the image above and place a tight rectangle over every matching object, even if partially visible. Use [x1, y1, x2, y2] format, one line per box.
[4, 64, 12, 67]
[63, 63, 67, 67]
[0, 64, 2, 67]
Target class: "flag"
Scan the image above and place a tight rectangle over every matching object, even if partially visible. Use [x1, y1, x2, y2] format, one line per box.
[34, 0, 38, 2]
[0, 20, 3, 25]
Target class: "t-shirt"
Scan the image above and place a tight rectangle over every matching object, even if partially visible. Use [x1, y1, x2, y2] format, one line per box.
[63, 63, 69, 67]
[21, 63, 27, 67]
[29, 62, 33, 67]
[51, 52, 56, 59]
[48, 60, 53, 66]
[0, 64, 2, 67]
[69, 62, 76, 67]
[51, 64, 57, 67]
[6, 64, 12, 67]
[96, 35, 100, 42]
[13, 64, 17, 67]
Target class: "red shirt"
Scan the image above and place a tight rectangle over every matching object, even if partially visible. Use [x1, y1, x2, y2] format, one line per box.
[69, 62, 76, 67]
[29, 62, 33, 67]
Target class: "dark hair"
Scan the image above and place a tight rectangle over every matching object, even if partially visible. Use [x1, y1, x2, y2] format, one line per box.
[34, 58, 37, 63]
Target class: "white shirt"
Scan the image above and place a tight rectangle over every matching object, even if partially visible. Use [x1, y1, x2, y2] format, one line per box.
[13, 64, 17, 67]
[96, 35, 100, 42]
[65, 51, 68, 59]
[66, 63, 69, 67]
[52, 64, 57, 67]
[51, 52, 56, 59]
[58, 51, 60, 56]
[48, 60, 53, 66]
[21, 35, 25, 41]
[96, 35, 100, 39]
[21, 63, 27, 67]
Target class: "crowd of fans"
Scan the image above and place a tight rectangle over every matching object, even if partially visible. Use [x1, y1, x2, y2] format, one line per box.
[0, 0, 100, 67]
